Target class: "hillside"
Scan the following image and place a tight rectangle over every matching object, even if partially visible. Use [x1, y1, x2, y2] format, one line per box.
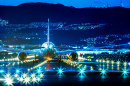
[0, 3, 130, 25]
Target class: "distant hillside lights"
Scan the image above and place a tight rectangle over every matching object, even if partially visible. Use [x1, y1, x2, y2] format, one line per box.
[0, 18, 8, 26]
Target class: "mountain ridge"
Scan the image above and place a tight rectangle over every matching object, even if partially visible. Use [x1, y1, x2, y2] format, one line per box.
[0, 2, 130, 25]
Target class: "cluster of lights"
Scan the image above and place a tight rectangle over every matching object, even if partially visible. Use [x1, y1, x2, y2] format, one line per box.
[27, 60, 48, 72]
[0, 52, 130, 85]
[2, 72, 44, 85]
[62, 59, 79, 68]
[17, 73, 43, 85]
[62, 59, 88, 72]
[85, 59, 92, 61]
[5, 60, 30, 67]
[0, 58, 37, 67]
[96, 59, 128, 67]
[0, 58, 19, 62]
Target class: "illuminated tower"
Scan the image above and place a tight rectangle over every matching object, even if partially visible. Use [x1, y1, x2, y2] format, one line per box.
[47, 18, 50, 46]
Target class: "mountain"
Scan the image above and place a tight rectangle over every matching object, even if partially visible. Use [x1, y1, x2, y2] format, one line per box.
[0, 2, 130, 25]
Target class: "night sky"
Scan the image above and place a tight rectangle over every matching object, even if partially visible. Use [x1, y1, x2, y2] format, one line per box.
[0, 0, 130, 8]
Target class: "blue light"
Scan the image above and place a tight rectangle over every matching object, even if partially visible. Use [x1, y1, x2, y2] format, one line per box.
[128, 62, 130, 66]
[101, 69, 107, 75]
[102, 70, 105, 74]
[16, 69, 20, 73]
[122, 70, 128, 76]
[59, 69, 63, 73]
[38, 70, 41, 73]
[124, 71, 127, 74]
[122, 69, 129, 76]
[80, 70, 84, 74]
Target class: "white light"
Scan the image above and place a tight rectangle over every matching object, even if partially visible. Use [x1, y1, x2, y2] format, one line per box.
[24, 77, 30, 83]
[80, 70, 84, 73]
[23, 74, 26, 78]
[32, 77, 36, 82]
[5, 78, 13, 85]
[0, 70, 4, 73]
[40, 74, 43, 77]
[37, 78, 40, 81]
[49, 45, 53, 48]
[6, 74, 10, 77]
[31, 74, 35, 77]
[19, 77, 23, 81]
[128, 62, 130, 66]
[15, 74, 18, 77]
[124, 71, 127, 74]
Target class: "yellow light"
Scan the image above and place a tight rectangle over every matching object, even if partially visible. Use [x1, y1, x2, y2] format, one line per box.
[98, 68, 101, 71]
[103, 60, 105, 63]
[111, 60, 114, 64]
[117, 61, 120, 65]
[106, 60, 109, 64]
[124, 62, 127, 66]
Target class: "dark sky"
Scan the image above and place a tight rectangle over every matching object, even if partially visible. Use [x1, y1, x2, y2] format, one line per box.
[0, 0, 130, 8]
